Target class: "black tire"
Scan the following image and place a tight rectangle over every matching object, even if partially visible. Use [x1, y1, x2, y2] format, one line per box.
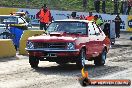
[94, 49, 107, 66]
[76, 49, 86, 69]
[29, 56, 39, 68]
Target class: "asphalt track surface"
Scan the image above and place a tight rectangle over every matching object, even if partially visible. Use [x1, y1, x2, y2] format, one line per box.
[0, 32, 132, 88]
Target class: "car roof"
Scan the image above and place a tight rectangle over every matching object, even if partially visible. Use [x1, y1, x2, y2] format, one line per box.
[0, 15, 20, 18]
[54, 19, 93, 23]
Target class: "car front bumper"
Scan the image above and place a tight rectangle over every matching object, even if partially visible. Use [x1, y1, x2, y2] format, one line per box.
[26, 48, 79, 52]
[26, 48, 80, 58]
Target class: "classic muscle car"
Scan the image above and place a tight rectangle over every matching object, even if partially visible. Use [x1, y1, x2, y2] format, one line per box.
[26, 19, 110, 68]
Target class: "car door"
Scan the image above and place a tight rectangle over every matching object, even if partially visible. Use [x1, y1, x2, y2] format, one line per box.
[86, 22, 97, 57]
[93, 23, 104, 54]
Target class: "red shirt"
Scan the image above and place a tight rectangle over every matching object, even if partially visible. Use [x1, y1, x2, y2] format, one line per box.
[85, 16, 94, 21]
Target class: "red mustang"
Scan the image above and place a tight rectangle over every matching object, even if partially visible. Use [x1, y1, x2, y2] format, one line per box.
[26, 19, 110, 68]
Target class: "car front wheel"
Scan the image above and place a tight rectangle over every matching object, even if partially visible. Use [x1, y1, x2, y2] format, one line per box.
[76, 49, 86, 69]
[29, 56, 39, 68]
[94, 49, 107, 66]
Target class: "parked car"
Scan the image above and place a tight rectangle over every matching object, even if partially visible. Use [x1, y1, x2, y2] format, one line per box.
[0, 15, 29, 37]
[26, 19, 110, 68]
[0, 15, 31, 49]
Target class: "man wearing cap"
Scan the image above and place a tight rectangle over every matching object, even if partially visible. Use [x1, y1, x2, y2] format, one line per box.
[36, 4, 51, 30]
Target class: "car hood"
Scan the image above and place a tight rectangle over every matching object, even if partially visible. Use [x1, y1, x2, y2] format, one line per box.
[28, 33, 77, 42]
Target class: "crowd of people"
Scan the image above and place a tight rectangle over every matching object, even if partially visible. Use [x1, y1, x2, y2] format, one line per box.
[36, 4, 122, 39]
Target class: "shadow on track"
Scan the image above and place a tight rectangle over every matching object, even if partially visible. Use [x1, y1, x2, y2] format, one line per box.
[32, 63, 127, 78]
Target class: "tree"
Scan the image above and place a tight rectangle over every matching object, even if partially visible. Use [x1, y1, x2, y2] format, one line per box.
[83, 0, 87, 11]
[113, 0, 119, 14]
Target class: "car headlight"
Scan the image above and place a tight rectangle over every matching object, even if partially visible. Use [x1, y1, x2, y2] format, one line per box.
[67, 42, 75, 50]
[27, 41, 34, 49]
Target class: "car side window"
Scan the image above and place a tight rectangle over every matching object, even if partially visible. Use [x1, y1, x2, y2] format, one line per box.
[18, 18, 25, 24]
[76, 22, 87, 34]
[88, 23, 96, 35]
[93, 23, 100, 35]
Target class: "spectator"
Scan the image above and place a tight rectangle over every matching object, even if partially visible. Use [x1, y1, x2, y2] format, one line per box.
[103, 23, 110, 38]
[94, 0, 100, 13]
[71, 12, 77, 19]
[94, 15, 103, 26]
[85, 12, 94, 21]
[114, 14, 122, 38]
[36, 4, 51, 30]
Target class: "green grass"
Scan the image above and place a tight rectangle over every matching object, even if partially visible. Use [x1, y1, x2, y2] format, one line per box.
[0, 0, 131, 14]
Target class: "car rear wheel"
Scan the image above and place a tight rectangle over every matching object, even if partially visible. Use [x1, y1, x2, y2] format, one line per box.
[94, 49, 106, 66]
[29, 56, 39, 68]
[76, 49, 86, 69]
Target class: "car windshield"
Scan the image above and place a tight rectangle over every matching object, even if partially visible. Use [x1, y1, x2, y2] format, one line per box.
[0, 16, 17, 24]
[47, 21, 87, 34]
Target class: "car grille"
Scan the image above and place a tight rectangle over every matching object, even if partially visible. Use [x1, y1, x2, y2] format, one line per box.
[34, 42, 66, 49]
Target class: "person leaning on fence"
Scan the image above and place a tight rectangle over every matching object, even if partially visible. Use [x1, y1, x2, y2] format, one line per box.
[36, 4, 51, 31]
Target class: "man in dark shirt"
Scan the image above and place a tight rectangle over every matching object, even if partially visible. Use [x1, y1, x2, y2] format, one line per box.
[114, 14, 122, 38]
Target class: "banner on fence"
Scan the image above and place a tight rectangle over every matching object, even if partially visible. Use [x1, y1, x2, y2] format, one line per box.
[0, 7, 131, 31]
[127, 15, 132, 31]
